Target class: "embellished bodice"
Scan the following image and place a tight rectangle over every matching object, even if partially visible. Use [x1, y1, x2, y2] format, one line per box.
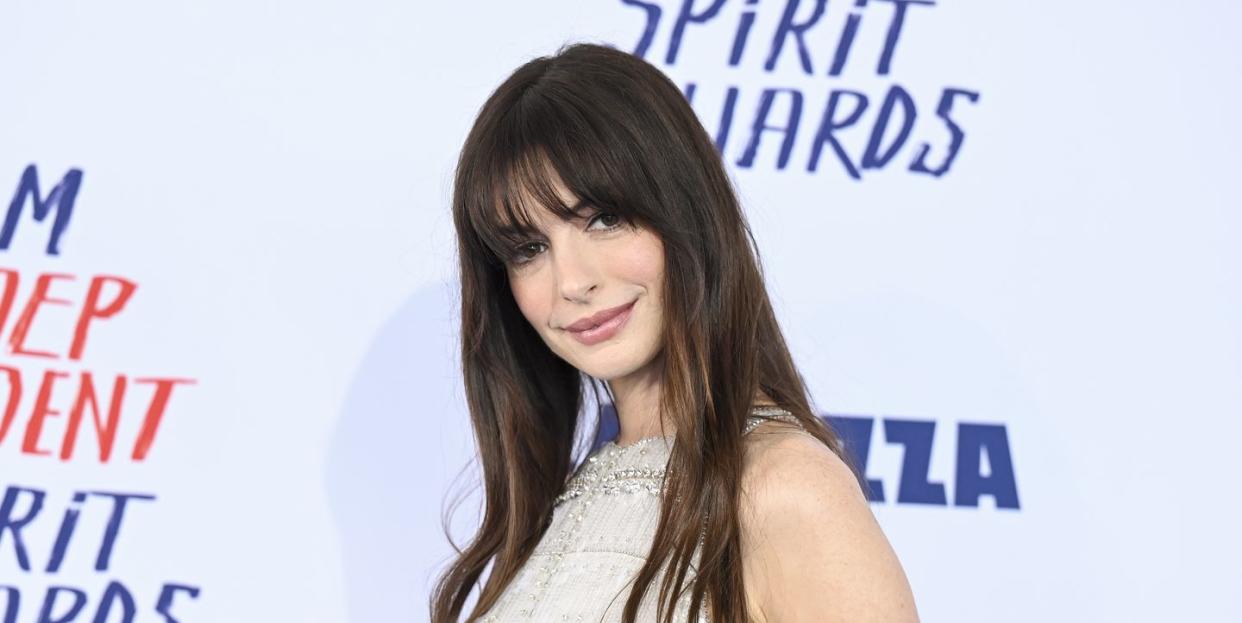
[479, 407, 800, 622]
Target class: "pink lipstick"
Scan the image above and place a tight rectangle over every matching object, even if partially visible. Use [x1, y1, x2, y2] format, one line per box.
[564, 300, 636, 346]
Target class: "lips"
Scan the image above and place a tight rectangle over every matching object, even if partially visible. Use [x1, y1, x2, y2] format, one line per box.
[563, 300, 636, 346]
[565, 301, 636, 332]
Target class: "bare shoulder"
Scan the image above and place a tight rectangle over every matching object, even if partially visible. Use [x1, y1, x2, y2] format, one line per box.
[741, 420, 868, 508]
[739, 421, 920, 623]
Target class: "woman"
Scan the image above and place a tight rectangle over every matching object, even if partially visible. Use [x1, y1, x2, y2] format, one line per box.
[433, 42, 918, 622]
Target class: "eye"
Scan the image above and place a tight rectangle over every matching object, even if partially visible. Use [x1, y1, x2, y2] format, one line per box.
[506, 213, 623, 266]
[511, 241, 547, 265]
[586, 212, 623, 231]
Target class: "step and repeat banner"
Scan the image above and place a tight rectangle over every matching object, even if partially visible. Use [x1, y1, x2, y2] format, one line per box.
[2, 1, 1239, 621]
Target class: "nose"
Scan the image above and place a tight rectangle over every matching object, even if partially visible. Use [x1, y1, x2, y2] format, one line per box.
[551, 236, 599, 303]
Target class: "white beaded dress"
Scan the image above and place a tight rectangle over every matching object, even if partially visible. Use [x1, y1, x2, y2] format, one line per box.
[478, 406, 803, 622]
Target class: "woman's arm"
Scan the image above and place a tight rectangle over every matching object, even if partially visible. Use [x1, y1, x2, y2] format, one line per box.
[740, 426, 920, 623]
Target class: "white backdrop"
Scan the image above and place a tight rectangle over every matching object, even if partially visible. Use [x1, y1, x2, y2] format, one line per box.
[1, 1, 1239, 621]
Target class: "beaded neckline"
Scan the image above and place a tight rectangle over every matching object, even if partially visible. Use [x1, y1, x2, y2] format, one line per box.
[554, 406, 800, 507]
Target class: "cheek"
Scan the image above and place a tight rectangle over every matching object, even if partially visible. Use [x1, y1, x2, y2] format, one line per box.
[616, 231, 665, 291]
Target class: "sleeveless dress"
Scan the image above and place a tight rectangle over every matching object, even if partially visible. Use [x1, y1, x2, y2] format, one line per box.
[478, 406, 804, 622]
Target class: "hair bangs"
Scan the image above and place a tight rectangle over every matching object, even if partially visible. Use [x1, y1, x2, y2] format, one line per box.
[465, 98, 650, 265]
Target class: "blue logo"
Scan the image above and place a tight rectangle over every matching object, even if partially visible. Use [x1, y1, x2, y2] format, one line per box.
[831, 415, 1020, 509]
[3, 164, 82, 256]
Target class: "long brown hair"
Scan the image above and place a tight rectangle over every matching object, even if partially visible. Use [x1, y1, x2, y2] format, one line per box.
[432, 42, 861, 622]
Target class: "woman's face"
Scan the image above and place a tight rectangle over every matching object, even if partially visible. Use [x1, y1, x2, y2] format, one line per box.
[504, 180, 665, 382]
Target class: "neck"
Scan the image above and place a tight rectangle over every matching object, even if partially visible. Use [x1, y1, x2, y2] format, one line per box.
[607, 354, 667, 447]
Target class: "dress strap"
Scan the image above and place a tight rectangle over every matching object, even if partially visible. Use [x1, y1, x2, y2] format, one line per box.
[744, 405, 803, 435]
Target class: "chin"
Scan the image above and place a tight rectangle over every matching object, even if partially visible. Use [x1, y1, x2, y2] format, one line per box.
[554, 334, 659, 380]
[549, 315, 664, 381]
[569, 351, 648, 381]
